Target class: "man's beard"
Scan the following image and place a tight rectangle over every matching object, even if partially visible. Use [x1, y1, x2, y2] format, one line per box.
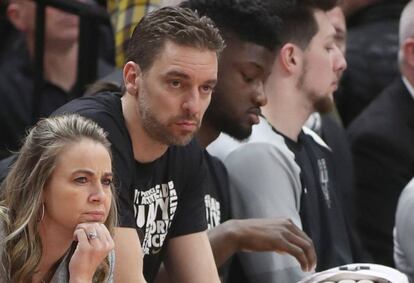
[205, 103, 252, 141]
[297, 60, 335, 114]
[138, 95, 199, 146]
[313, 95, 334, 114]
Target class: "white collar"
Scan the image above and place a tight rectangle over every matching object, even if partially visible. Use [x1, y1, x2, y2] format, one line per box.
[402, 76, 414, 100]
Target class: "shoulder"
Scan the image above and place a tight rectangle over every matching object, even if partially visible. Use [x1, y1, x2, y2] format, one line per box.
[53, 92, 127, 146]
[204, 152, 226, 171]
[347, 80, 405, 139]
[169, 138, 204, 162]
[347, 118, 400, 154]
[207, 116, 284, 160]
[203, 151, 228, 181]
[54, 92, 134, 186]
[224, 141, 301, 198]
[396, 178, 414, 223]
[225, 135, 296, 174]
[53, 91, 121, 118]
[302, 126, 331, 151]
[347, 108, 393, 147]
[207, 133, 243, 161]
[164, 139, 207, 183]
[395, 178, 414, 259]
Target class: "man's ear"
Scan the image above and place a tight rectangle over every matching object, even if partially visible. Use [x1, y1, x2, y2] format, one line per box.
[403, 38, 414, 69]
[279, 43, 303, 75]
[7, 2, 29, 32]
[123, 61, 141, 97]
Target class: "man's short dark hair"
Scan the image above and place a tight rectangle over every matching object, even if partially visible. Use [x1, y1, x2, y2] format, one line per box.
[125, 6, 225, 72]
[181, 0, 281, 51]
[266, 0, 339, 50]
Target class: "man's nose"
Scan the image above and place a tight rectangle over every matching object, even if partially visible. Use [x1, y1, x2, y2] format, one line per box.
[253, 81, 268, 107]
[182, 88, 202, 115]
[335, 45, 347, 73]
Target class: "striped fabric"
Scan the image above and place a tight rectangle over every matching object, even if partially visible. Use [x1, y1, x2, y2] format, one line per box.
[108, 0, 160, 68]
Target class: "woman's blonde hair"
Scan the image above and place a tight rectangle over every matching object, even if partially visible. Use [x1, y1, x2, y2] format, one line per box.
[0, 114, 117, 282]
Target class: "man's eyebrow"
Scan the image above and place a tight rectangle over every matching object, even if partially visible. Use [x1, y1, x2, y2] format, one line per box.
[244, 62, 265, 71]
[163, 70, 217, 85]
[205, 79, 217, 86]
[103, 172, 113, 178]
[325, 32, 336, 41]
[164, 70, 191, 79]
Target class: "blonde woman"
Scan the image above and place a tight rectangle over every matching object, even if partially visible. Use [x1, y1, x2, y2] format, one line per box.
[0, 114, 117, 282]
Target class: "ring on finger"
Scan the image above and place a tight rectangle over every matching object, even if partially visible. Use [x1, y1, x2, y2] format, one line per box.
[87, 231, 98, 240]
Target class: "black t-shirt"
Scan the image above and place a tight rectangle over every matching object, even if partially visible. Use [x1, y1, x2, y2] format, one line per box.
[202, 150, 233, 281]
[284, 130, 353, 270]
[53, 91, 208, 282]
[203, 150, 231, 229]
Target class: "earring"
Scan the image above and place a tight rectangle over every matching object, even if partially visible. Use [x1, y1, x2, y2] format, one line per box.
[38, 203, 45, 222]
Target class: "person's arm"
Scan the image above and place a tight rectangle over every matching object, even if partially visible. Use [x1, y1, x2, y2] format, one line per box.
[69, 223, 115, 283]
[114, 227, 147, 283]
[223, 142, 313, 282]
[208, 218, 316, 271]
[162, 231, 220, 283]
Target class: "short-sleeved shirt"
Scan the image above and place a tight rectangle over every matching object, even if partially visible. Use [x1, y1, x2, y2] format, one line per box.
[221, 117, 353, 282]
[53, 91, 208, 282]
[203, 150, 231, 229]
[281, 128, 353, 270]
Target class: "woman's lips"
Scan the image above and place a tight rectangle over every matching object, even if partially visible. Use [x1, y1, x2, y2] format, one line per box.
[83, 211, 105, 222]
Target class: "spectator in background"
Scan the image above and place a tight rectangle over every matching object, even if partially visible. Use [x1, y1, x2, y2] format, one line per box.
[0, 0, 113, 159]
[0, 114, 117, 282]
[107, 0, 160, 68]
[348, 0, 414, 267]
[107, 0, 188, 69]
[335, 0, 409, 126]
[0, 0, 19, 62]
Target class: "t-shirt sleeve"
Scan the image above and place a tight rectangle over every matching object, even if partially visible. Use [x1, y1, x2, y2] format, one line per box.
[211, 155, 231, 223]
[168, 141, 207, 238]
[224, 142, 310, 283]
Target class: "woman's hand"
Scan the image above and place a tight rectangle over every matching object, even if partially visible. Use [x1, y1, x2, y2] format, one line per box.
[69, 222, 114, 283]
